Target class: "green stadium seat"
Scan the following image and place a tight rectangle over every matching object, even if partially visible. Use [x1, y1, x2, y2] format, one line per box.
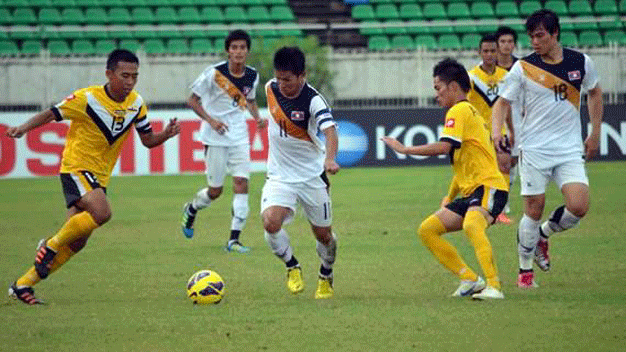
[75, 0, 101, 7]
[414, 34, 437, 50]
[371, 0, 393, 3]
[178, 7, 201, 23]
[12, 8, 37, 25]
[454, 24, 479, 34]
[0, 9, 13, 25]
[94, 39, 116, 54]
[41, 29, 61, 40]
[131, 7, 155, 24]
[399, 4, 422, 20]
[578, 30, 603, 46]
[352, 4, 375, 21]
[4, 0, 29, 7]
[265, 0, 287, 4]
[438, 34, 461, 49]
[30, 0, 53, 7]
[248, 6, 271, 22]
[560, 20, 575, 31]
[189, 38, 213, 53]
[214, 0, 238, 5]
[48, 39, 71, 55]
[594, 0, 618, 15]
[224, 6, 247, 23]
[368, 35, 391, 51]
[495, 2, 519, 18]
[461, 33, 481, 49]
[38, 8, 62, 24]
[155, 30, 183, 39]
[253, 27, 278, 38]
[517, 33, 531, 47]
[155, 7, 178, 24]
[240, 0, 263, 5]
[573, 18, 598, 31]
[84, 31, 110, 39]
[61, 8, 85, 25]
[0, 32, 8, 41]
[105, 0, 125, 7]
[269, 5, 294, 21]
[560, 31, 578, 46]
[599, 16, 623, 30]
[166, 38, 189, 54]
[144, 38, 166, 54]
[422, 4, 446, 20]
[85, 8, 108, 24]
[360, 20, 384, 36]
[568, 0, 593, 16]
[376, 4, 400, 20]
[134, 30, 156, 39]
[390, 34, 415, 50]
[108, 7, 131, 24]
[55, 0, 78, 6]
[470, 2, 494, 18]
[431, 24, 454, 34]
[21, 40, 42, 55]
[383, 20, 407, 35]
[621, 0, 626, 12]
[125, 0, 147, 6]
[214, 38, 225, 50]
[57, 30, 84, 40]
[604, 30, 626, 44]
[544, 1, 568, 16]
[201, 7, 224, 23]
[10, 31, 38, 40]
[519, 1, 542, 16]
[119, 39, 141, 52]
[477, 24, 498, 34]
[170, 0, 193, 5]
[406, 23, 431, 35]
[72, 39, 95, 54]
[276, 28, 302, 37]
[447, 3, 470, 20]
[0, 40, 20, 56]
[145, 0, 172, 6]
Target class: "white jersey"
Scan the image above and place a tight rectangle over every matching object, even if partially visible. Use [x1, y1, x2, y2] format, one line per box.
[190, 61, 259, 146]
[500, 48, 599, 167]
[265, 79, 336, 184]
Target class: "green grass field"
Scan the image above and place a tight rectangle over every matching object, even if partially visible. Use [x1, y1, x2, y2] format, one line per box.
[1, 162, 625, 352]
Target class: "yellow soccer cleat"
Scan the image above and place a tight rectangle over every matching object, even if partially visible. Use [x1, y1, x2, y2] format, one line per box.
[287, 267, 304, 294]
[314, 277, 334, 299]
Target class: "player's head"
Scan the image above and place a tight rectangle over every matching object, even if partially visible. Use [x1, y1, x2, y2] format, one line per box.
[225, 30, 251, 65]
[105, 49, 139, 99]
[432, 58, 470, 108]
[273, 46, 306, 98]
[478, 34, 498, 67]
[495, 26, 517, 56]
[526, 9, 560, 55]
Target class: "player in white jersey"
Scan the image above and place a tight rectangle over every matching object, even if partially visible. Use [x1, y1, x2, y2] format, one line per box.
[181, 30, 265, 254]
[261, 47, 340, 299]
[492, 10, 604, 288]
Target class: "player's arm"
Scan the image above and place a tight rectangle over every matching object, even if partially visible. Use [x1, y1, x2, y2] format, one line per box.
[187, 93, 228, 134]
[5, 109, 57, 138]
[323, 125, 340, 175]
[381, 137, 451, 156]
[491, 97, 512, 153]
[138, 118, 180, 148]
[246, 99, 266, 129]
[584, 85, 604, 160]
[503, 100, 514, 148]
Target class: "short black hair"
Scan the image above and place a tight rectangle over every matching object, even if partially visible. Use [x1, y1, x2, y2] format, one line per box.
[225, 29, 251, 51]
[495, 26, 518, 44]
[526, 9, 560, 39]
[273, 46, 305, 76]
[106, 49, 139, 71]
[433, 58, 471, 93]
[479, 33, 498, 49]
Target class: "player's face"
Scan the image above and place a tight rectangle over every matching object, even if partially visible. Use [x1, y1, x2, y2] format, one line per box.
[528, 25, 559, 56]
[275, 70, 305, 98]
[497, 34, 516, 56]
[226, 39, 249, 65]
[433, 76, 453, 108]
[106, 61, 139, 99]
[479, 42, 498, 67]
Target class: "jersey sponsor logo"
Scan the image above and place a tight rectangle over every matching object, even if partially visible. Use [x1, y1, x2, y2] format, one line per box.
[291, 111, 305, 121]
[568, 70, 581, 81]
[445, 118, 455, 128]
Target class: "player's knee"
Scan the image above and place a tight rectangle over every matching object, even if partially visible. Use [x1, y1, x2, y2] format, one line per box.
[262, 214, 281, 234]
[90, 207, 111, 225]
[418, 216, 442, 243]
[208, 187, 222, 200]
[567, 204, 588, 218]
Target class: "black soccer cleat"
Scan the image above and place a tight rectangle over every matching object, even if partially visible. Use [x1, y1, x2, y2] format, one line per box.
[8, 283, 44, 305]
[34, 239, 57, 279]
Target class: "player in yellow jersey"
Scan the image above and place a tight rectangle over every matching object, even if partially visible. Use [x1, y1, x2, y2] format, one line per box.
[383, 58, 507, 300]
[5, 49, 180, 305]
[467, 33, 513, 225]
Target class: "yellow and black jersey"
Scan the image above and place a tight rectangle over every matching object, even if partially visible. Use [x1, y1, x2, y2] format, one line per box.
[440, 101, 508, 196]
[467, 65, 508, 134]
[51, 85, 151, 186]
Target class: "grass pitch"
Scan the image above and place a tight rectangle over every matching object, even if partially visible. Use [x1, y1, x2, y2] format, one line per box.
[1, 162, 625, 352]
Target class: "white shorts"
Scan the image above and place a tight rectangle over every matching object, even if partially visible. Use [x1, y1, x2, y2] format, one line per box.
[519, 152, 588, 196]
[260, 178, 332, 227]
[204, 144, 250, 188]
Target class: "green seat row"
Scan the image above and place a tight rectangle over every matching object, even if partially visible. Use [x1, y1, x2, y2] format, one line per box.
[1, 0, 288, 8]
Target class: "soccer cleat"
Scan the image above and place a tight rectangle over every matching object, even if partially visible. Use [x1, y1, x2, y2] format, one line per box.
[314, 276, 334, 299]
[34, 239, 56, 279]
[471, 286, 504, 300]
[181, 202, 195, 239]
[225, 241, 250, 254]
[8, 283, 43, 305]
[451, 276, 486, 297]
[496, 213, 513, 225]
[517, 271, 539, 288]
[535, 238, 550, 272]
[286, 267, 304, 294]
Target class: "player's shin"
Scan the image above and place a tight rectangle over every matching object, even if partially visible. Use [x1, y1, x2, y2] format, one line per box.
[463, 211, 500, 289]
[540, 205, 581, 238]
[264, 229, 298, 267]
[316, 233, 337, 278]
[518, 214, 540, 270]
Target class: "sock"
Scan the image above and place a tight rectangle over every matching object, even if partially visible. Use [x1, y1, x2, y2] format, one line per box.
[47, 212, 98, 252]
[540, 205, 581, 238]
[191, 188, 211, 210]
[518, 213, 541, 270]
[229, 230, 241, 243]
[463, 210, 500, 290]
[230, 193, 249, 235]
[509, 164, 517, 188]
[16, 245, 78, 287]
[316, 233, 337, 278]
[418, 214, 478, 282]
[264, 229, 295, 265]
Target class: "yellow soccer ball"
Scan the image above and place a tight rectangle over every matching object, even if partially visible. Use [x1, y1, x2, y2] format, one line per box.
[186, 270, 225, 305]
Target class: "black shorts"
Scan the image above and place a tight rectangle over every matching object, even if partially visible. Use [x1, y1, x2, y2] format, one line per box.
[445, 185, 508, 223]
[60, 171, 106, 208]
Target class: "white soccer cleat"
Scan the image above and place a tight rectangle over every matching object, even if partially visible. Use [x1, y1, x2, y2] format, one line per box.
[451, 276, 486, 297]
[472, 286, 504, 300]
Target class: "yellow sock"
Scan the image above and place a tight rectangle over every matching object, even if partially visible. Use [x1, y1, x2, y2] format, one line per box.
[47, 212, 98, 252]
[15, 244, 79, 287]
[418, 215, 478, 281]
[463, 210, 500, 289]
[16, 267, 40, 287]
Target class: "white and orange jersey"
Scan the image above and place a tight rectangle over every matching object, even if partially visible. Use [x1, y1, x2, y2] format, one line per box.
[265, 79, 336, 183]
[500, 48, 599, 164]
[51, 85, 150, 186]
[191, 61, 259, 146]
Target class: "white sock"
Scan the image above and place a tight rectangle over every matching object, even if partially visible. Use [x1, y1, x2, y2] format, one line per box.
[191, 188, 211, 210]
[230, 193, 249, 232]
[518, 214, 540, 270]
[264, 229, 293, 263]
[316, 233, 337, 274]
[541, 206, 581, 238]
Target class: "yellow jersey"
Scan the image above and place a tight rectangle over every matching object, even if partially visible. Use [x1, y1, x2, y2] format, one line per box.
[440, 101, 507, 196]
[51, 85, 150, 186]
[467, 65, 508, 135]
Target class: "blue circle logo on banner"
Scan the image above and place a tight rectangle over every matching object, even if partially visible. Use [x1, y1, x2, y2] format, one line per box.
[335, 121, 368, 167]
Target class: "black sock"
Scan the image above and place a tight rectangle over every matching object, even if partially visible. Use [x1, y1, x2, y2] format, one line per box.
[229, 230, 241, 242]
[519, 268, 533, 274]
[286, 256, 299, 269]
[188, 204, 197, 215]
[320, 265, 332, 277]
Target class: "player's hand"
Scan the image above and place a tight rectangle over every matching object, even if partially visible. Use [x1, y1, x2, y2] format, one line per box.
[164, 118, 180, 138]
[324, 159, 340, 175]
[381, 136, 406, 154]
[5, 126, 26, 138]
[255, 118, 267, 130]
[440, 196, 451, 208]
[492, 133, 507, 153]
[584, 132, 600, 160]
[210, 119, 228, 135]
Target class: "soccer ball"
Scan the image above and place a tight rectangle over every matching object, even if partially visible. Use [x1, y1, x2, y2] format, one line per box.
[186, 270, 225, 305]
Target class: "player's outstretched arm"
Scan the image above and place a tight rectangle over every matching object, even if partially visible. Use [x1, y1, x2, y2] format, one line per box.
[491, 98, 511, 153]
[585, 85, 604, 160]
[323, 125, 340, 175]
[5, 109, 56, 138]
[381, 137, 451, 156]
[139, 118, 180, 148]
